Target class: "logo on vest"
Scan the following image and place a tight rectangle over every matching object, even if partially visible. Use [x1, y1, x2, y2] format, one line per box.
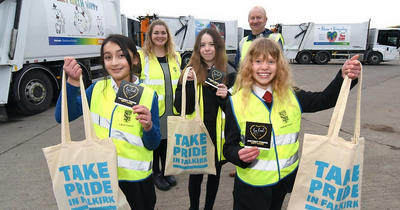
[279, 110, 289, 123]
[124, 110, 132, 123]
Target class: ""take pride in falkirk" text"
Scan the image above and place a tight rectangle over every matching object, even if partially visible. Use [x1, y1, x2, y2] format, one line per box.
[172, 133, 208, 168]
[305, 161, 361, 210]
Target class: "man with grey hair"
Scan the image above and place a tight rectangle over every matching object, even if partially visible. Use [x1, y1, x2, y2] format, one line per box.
[233, 6, 284, 67]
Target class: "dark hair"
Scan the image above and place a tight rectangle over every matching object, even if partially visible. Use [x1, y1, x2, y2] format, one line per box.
[100, 34, 141, 80]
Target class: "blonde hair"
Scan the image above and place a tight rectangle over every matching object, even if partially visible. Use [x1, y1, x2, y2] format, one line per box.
[234, 38, 297, 115]
[141, 19, 179, 63]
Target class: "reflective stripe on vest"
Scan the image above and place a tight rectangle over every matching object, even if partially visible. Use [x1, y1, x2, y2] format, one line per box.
[239, 33, 284, 62]
[90, 79, 155, 181]
[186, 85, 225, 161]
[118, 156, 151, 172]
[219, 111, 226, 161]
[269, 33, 284, 45]
[139, 51, 181, 116]
[249, 151, 298, 171]
[91, 112, 144, 147]
[231, 89, 301, 186]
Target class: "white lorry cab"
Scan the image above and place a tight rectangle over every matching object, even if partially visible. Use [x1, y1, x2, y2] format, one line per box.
[0, 0, 122, 121]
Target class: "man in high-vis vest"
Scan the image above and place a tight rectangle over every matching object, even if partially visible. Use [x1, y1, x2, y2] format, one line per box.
[233, 6, 284, 68]
[230, 5, 284, 178]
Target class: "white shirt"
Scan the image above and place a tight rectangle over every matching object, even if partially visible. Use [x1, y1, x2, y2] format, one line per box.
[110, 75, 140, 94]
[252, 84, 272, 101]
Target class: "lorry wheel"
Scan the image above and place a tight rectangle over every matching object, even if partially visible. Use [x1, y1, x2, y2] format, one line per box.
[297, 51, 312, 64]
[13, 70, 53, 115]
[367, 52, 382, 65]
[315, 51, 330, 64]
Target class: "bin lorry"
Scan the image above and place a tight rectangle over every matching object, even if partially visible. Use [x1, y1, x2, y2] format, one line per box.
[124, 14, 238, 68]
[276, 20, 400, 64]
[0, 0, 122, 121]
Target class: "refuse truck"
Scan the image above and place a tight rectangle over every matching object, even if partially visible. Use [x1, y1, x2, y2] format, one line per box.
[276, 20, 400, 64]
[125, 14, 238, 68]
[0, 0, 122, 121]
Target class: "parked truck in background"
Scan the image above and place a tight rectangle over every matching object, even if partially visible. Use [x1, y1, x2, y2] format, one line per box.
[121, 14, 238, 68]
[159, 15, 238, 68]
[0, 0, 122, 121]
[276, 20, 400, 64]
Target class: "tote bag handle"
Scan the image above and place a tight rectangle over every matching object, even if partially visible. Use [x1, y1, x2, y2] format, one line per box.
[61, 71, 98, 143]
[327, 62, 363, 143]
[180, 67, 201, 120]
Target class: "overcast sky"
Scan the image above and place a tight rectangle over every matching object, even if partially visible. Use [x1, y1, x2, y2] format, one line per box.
[120, 0, 399, 29]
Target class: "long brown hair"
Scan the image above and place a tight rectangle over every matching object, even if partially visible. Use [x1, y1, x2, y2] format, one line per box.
[183, 27, 227, 85]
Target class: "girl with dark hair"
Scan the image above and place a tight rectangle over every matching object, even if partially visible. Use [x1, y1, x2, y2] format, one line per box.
[55, 34, 161, 210]
[174, 27, 236, 210]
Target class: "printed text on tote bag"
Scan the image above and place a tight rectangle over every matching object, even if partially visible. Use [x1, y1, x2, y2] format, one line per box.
[306, 161, 361, 210]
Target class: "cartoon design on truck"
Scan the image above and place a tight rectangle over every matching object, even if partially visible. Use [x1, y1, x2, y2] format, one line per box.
[97, 16, 104, 36]
[210, 22, 226, 41]
[0, 0, 122, 122]
[52, 3, 65, 34]
[74, 5, 90, 34]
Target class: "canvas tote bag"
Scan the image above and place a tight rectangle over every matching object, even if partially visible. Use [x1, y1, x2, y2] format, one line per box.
[287, 64, 364, 210]
[165, 68, 216, 175]
[43, 71, 130, 210]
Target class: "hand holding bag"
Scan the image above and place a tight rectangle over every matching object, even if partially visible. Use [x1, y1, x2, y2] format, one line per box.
[43, 71, 130, 210]
[165, 68, 216, 175]
[287, 64, 364, 209]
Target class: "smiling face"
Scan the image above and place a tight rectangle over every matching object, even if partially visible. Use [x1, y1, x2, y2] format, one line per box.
[248, 6, 267, 35]
[199, 33, 216, 67]
[151, 25, 168, 47]
[103, 41, 137, 87]
[251, 54, 277, 89]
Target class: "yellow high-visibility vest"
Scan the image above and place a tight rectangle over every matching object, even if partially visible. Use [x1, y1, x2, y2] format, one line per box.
[91, 79, 155, 181]
[239, 33, 284, 62]
[139, 51, 181, 116]
[231, 89, 301, 186]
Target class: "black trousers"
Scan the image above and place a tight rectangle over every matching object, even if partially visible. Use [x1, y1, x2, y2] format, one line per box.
[188, 163, 223, 210]
[152, 139, 167, 174]
[232, 169, 297, 210]
[119, 177, 156, 210]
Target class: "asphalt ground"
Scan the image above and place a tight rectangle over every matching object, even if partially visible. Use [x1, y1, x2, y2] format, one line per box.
[1, 59, 400, 210]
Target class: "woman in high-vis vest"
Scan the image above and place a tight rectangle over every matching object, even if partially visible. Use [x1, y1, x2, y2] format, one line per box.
[55, 34, 161, 210]
[174, 28, 236, 210]
[139, 19, 181, 192]
[223, 38, 361, 210]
